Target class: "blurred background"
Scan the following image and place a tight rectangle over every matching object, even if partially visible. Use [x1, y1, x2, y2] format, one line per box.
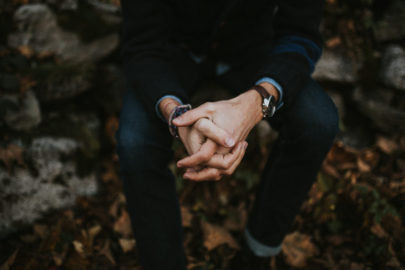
[0, 0, 404, 269]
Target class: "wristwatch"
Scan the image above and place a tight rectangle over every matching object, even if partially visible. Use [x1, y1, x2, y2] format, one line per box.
[251, 85, 277, 118]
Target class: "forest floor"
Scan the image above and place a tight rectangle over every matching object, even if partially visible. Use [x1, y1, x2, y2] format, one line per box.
[1, 123, 405, 270]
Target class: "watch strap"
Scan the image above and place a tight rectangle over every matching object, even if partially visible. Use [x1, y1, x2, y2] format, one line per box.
[251, 85, 270, 100]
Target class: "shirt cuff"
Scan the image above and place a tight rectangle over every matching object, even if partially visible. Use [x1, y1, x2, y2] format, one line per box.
[155, 95, 184, 122]
[255, 77, 284, 110]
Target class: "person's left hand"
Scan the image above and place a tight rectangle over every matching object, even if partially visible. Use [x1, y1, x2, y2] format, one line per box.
[174, 89, 265, 180]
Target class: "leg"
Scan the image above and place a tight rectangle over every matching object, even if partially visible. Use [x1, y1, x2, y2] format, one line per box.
[246, 79, 339, 252]
[115, 89, 185, 270]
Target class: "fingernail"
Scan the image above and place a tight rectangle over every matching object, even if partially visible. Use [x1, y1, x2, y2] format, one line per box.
[244, 142, 248, 149]
[177, 162, 182, 168]
[225, 138, 235, 147]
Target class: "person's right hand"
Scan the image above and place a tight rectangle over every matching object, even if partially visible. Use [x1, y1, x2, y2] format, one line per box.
[177, 118, 248, 181]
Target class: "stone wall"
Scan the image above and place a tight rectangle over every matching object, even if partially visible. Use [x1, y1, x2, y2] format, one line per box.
[0, 0, 404, 237]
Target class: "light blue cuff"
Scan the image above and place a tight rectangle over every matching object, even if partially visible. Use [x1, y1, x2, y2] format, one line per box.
[155, 95, 183, 122]
[244, 228, 282, 257]
[255, 77, 284, 110]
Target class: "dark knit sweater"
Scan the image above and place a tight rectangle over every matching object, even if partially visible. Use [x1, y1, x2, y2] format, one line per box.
[121, 0, 325, 113]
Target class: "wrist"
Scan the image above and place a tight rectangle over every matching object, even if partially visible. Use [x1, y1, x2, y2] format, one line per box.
[258, 82, 279, 102]
[159, 98, 181, 122]
[237, 90, 264, 126]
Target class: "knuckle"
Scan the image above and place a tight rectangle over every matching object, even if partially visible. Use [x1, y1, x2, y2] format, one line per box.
[204, 102, 214, 113]
[200, 152, 211, 162]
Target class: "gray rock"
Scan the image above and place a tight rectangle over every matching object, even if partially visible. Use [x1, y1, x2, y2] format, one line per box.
[325, 89, 345, 119]
[35, 71, 91, 102]
[375, 0, 405, 42]
[2, 90, 41, 131]
[47, 0, 78, 10]
[313, 49, 358, 83]
[0, 137, 98, 237]
[379, 45, 405, 91]
[7, 4, 118, 64]
[353, 87, 405, 132]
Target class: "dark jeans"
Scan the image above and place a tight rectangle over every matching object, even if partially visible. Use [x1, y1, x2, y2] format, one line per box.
[115, 46, 339, 270]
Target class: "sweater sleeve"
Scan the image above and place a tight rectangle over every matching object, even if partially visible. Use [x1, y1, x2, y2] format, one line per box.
[254, 0, 325, 108]
[121, 0, 188, 115]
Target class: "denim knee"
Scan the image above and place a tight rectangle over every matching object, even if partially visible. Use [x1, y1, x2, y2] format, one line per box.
[286, 82, 339, 148]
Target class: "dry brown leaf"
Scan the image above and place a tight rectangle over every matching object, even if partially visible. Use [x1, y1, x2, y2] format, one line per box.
[101, 160, 119, 183]
[0, 249, 18, 270]
[33, 224, 48, 239]
[113, 210, 132, 237]
[0, 144, 25, 171]
[370, 223, 389, 239]
[99, 239, 116, 265]
[52, 243, 69, 266]
[224, 203, 247, 231]
[181, 206, 193, 228]
[357, 157, 371, 173]
[109, 193, 126, 218]
[350, 262, 364, 270]
[282, 232, 319, 268]
[73, 240, 85, 255]
[19, 77, 37, 95]
[201, 221, 239, 251]
[88, 225, 101, 248]
[376, 136, 398, 154]
[105, 116, 119, 144]
[18, 46, 34, 58]
[119, 238, 136, 253]
[325, 37, 341, 48]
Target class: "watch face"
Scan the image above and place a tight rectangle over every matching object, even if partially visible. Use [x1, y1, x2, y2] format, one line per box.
[263, 96, 276, 118]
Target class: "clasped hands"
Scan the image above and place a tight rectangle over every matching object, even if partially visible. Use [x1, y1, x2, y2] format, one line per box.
[168, 89, 265, 181]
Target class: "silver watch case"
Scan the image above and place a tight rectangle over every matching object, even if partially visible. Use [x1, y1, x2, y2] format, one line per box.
[262, 95, 277, 118]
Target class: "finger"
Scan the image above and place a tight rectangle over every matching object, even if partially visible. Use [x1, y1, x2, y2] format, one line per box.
[177, 139, 217, 168]
[222, 141, 248, 176]
[194, 118, 235, 147]
[183, 167, 222, 181]
[205, 141, 244, 169]
[172, 103, 211, 126]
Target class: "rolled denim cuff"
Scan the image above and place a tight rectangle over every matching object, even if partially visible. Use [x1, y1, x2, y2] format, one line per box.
[255, 77, 284, 111]
[155, 95, 184, 122]
[244, 228, 282, 257]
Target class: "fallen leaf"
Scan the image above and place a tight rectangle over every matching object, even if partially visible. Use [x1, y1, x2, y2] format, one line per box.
[113, 210, 132, 237]
[109, 193, 126, 218]
[73, 240, 85, 256]
[370, 223, 389, 239]
[201, 221, 239, 251]
[224, 203, 247, 231]
[52, 243, 69, 266]
[33, 224, 48, 239]
[0, 249, 18, 270]
[0, 144, 25, 171]
[181, 206, 193, 228]
[88, 225, 102, 248]
[325, 36, 341, 48]
[350, 262, 364, 270]
[357, 157, 371, 173]
[376, 136, 398, 154]
[105, 116, 119, 145]
[119, 238, 136, 253]
[282, 232, 319, 267]
[99, 239, 116, 265]
[101, 160, 119, 183]
[18, 46, 34, 58]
